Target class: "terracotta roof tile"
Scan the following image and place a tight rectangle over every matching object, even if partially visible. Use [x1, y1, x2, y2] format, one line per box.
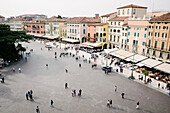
[10, 17, 28, 21]
[101, 12, 117, 17]
[88, 23, 108, 26]
[109, 16, 129, 21]
[67, 17, 100, 23]
[117, 4, 147, 9]
[150, 13, 170, 21]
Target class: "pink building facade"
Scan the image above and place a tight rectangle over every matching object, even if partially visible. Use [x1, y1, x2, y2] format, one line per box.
[126, 20, 149, 55]
[87, 25, 97, 43]
[25, 21, 45, 36]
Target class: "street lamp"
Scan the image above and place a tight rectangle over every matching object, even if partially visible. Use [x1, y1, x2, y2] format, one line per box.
[129, 45, 136, 79]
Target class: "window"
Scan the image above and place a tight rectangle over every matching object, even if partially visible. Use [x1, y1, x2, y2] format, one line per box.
[144, 28, 147, 31]
[88, 33, 90, 37]
[153, 51, 156, 56]
[100, 33, 102, 37]
[156, 26, 160, 29]
[154, 40, 157, 48]
[137, 33, 139, 37]
[83, 29, 85, 34]
[54, 31, 58, 34]
[155, 32, 159, 37]
[149, 32, 152, 36]
[72, 29, 74, 33]
[104, 28, 106, 31]
[70, 29, 71, 33]
[110, 35, 112, 41]
[75, 29, 77, 34]
[148, 40, 151, 47]
[134, 32, 136, 37]
[114, 29, 116, 32]
[125, 33, 127, 37]
[117, 36, 120, 42]
[128, 32, 130, 36]
[54, 23, 56, 25]
[118, 10, 120, 15]
[103, 38, 106, 42]
[144, 33, 147, 38]
[122, 33, 124, 36]
[127, 9, 129, 14]
[163, 26, 168, 30]
[123, 10, 124, 15]
[83, 24, 85, 27]
[37, 31, 40, 33]
[118, 22, 120, 25]
[94, 29, 96, 32]
[100, 38, 102, 42]
[114, 36, 116, 41]
[149, 26, 153, 29]
[88, 28, 90, 32]
[54, 27, 57, 30]
[103, 33, 106, 36]
[127, 39, 129, 42]
[45, 23, 49, 25]
[161, 42, 165, 50]
[115, 22, 116, 25]
[133, 9, 135, 14]
[117, 30, 120, 33]
[162, 33, 167, 38]
[110, 29, 112, 32]
[101, 28, 102, 31]
[160, 52, 163, 58]
[111, 22, 112, 25]
[142, 42, 146, 46]
[94, 34, 96, 38]
[133, 40, 135, 45]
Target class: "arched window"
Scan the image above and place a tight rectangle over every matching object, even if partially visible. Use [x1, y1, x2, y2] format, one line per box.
[127, 9, 129, 14]
[123, 10, 124, 15]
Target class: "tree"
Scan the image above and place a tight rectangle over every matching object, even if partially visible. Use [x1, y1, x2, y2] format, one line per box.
[142, 70, 149, 84]
[57, 15, 62, 19]
[0, 24, 32, 61]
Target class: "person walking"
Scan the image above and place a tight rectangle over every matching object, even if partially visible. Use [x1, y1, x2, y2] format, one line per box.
[26, 93, 29, 100]
[115, 86, 117, 92]
[50, 100, 54, 108]
[79, 64, 81, 67]
[19, 68, 21, 73]
[65, 69, 68, 73]
[36, 106, 40, 113]
[46, 64, 48, 68]
[74, 90, 76, 96]
[71, 90, 74, 97]
[30, 90, 33, 95]
[13, 68, 15, 72]
[65, 83, 68, 89]
[136, 101, 139, 109]
[121, 92, 125, 99]
[55, 52, 57, 55]
[78, 89, 82, 96]
[30, 93, 33, 101]
[158, 83, 160, 88]
[107, 100, 110, 107]
[109, 99, 112, 107]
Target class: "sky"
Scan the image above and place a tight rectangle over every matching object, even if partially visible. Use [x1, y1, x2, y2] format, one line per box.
[0, 0, 170, 18]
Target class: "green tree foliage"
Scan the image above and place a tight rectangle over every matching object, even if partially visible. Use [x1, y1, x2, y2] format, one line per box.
[57, 15, 62, 19]
[0, 24, 32, 61]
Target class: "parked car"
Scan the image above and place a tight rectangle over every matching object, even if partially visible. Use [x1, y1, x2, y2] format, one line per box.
[102, 66, 112, 72]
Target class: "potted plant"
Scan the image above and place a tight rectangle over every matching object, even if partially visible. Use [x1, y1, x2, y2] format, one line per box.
[142, 70, 149, 84]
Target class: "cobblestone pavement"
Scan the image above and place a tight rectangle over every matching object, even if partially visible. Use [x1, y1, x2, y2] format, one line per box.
[0, 41, 170, 113]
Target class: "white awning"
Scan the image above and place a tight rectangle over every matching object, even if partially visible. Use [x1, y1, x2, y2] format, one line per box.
[43, 35, 57, 39]
[82, 42, 102, 47]
[62, 38, 80, 43]
[104, 48, 118, 54]
[109, 49, 135, 59]
[125, 54, 148, 63]
[137, 58, 163, 68]
[154, 63, 170, 74]
[135, 63, 145, 67]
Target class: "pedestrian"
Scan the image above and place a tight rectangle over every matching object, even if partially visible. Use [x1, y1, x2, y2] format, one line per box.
[106, 69, 109, 74]
[30, 90, 33, 95]
[107, 100, 110, 107]
[30, 93, 33, 101]
[55, 52, 57, 55]
[73, 90, 76, 96]
[109, 99, 112, 107]
[46, 64, 48, 68]
[55, 55, 57, 59]
[121, 92, 125, 99]
[36, 106, 40, 113]
[65, 69, 68, 73]
[78, 89, 82, 96]
[19, 68, 21, 73]
[26, 93, 29, 100]
[136, 101, 140, 109]
[71, 90, 74, 97]
[105, 70, 107, 74]
[50, 100, 54, 108]
[13, 68, 15, 72]
[115, 86, 117, 92]
[158, 83, 160, 88]
[41, 48, 42, 50]
[79, 64, 81, 67]
[65, 83, 68, 89]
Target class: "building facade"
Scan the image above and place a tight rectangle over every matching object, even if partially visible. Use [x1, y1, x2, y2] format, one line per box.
[25, 21, 45, 36]
[66, 17, 100, 43]
[146, 13, 170, 63]
[126, 20, 149, 55]
[87, 23, 109, 49]
[44, 19, 67, 39]
[100, 12, 117, 23]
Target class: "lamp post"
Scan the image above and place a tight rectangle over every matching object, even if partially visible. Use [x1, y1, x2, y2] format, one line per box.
[130, 45, 136, 79]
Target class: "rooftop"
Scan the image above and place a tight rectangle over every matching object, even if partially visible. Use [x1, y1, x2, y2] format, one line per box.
[109, 16, 129, 21]
[67, 17, 100, 23]
[10, 17, 28, 21]
[0, 15, 5, 18]
[101, 12, 117, 17]
[150, 13, 170, 21]
[117, 4, 147, 9]
[88, 23, 108, 26]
